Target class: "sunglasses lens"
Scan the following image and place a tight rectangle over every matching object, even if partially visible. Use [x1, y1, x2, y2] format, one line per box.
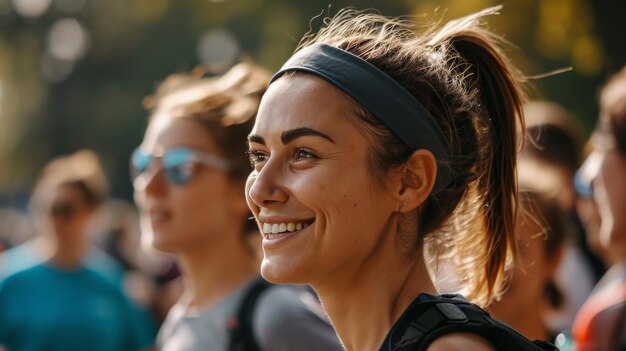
[574, 170, 593, 198]
[132, 149, 152, 176]
[163, 148, 196, 185]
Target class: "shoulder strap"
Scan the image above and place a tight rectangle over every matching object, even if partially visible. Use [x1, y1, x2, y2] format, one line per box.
[227, 277, 273, 351]
[386, 297, 558, 351]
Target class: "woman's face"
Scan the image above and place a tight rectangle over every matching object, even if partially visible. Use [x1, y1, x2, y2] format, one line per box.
[581, 131, 626, 259]
[134, 115, 246, 254]
[246, 74, 399, 285]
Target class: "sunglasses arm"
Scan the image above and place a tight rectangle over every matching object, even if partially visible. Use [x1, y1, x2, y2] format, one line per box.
[195, 154, 232, 173]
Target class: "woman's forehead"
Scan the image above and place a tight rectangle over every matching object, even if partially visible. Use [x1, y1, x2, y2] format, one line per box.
[253, 74, 354, 134]
[142, 115, 218, 153]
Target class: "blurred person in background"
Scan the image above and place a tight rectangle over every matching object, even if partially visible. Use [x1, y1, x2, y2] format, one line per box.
[0, 150, 152, 351]
[574, 145, 607, 264]
[519, 101, 605, 333]
[489, 186, 566, 342]
[133, 61, 342, 350]
[573, 65, 626, 351]
[0, 151, 123, 283]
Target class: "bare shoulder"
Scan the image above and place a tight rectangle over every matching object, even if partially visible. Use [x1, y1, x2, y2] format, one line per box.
[426, 332, 496, 351]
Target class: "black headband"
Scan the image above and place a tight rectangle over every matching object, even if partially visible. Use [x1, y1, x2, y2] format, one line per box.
[271, 43, 451, 193]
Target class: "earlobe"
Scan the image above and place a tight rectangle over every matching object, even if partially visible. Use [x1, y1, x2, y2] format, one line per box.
[396, 149, 437, 212]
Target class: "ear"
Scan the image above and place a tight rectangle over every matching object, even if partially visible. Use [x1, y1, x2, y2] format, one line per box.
[394, 149, 438, 213]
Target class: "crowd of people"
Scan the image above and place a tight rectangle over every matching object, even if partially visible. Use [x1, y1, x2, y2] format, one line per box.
[1, 5, 625, 351]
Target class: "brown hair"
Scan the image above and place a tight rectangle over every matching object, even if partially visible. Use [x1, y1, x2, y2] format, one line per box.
[30, 149, 109, 212]
[145, 62, 271, 180]
[599, 65, 626, 156]
[145, 62, 271, 234]
[522, 101, 585, 173]
[298, 7, 525, 306]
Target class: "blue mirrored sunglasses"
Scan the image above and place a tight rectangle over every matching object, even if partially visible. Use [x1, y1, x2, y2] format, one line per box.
[574, 170, 593, 198]
[131, 147, 232, 186]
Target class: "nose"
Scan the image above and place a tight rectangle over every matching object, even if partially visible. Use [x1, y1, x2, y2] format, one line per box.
[579, 150, 602, 186]
[246, 159, 289, 210]
[134, 161, 168, 197]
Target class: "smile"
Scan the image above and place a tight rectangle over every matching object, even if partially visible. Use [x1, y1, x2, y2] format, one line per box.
[261, 220, 314, 239]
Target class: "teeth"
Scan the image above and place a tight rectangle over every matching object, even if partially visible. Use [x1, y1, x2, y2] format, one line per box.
[262, 221, 312, 236]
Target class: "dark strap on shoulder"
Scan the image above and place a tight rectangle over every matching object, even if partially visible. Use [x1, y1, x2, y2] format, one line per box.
[384, 296, 559, 351]
[227, 277, 273, 351]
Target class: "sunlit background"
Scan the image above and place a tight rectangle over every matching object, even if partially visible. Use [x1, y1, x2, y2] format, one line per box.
[1, 0, 625, 206]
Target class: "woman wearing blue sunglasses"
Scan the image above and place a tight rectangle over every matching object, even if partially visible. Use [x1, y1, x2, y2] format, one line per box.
[132, 63, 342, 351]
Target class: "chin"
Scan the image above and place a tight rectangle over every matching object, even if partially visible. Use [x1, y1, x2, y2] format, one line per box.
[151, 234, 178, 254]
[260, 255, 311, 285]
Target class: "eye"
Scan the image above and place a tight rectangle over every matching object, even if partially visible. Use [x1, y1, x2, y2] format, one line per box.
[167, 162, 197, 184]
[294, 148, 317, 161]
[247, 148, 269, 167]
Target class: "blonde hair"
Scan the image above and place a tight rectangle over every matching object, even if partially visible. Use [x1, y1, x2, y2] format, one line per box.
[298, 6, 526, 306]
[145, 61, 271, 179]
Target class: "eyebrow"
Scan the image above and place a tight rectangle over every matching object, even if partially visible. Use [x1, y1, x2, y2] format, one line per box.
[248, 127, 335, 145]
[282, 127, 335, 144]
[248, 135, 265, 145]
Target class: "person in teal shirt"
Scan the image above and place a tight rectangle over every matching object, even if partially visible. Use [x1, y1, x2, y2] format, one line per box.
[0, 263, 140, 351]
[0, 150, 152, 351]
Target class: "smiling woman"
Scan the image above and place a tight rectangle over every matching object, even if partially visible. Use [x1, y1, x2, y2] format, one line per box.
[245, 7, 558, 351]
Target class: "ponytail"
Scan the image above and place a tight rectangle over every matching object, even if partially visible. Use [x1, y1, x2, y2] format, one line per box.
[434, 8, 526, 305]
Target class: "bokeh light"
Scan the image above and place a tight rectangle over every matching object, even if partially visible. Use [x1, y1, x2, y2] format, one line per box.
[10, 0, 52, 18]
[197, 28, 239, 73]
[46, 18, 89, 62]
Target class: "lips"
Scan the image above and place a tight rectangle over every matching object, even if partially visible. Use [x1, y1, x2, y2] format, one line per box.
[148, 207, 172, 225]
[258, 218, 315, 239]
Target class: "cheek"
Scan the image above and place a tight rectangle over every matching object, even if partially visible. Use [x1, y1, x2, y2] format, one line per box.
[174, 180, 231, 224]
[245, 172, 258, 211]
[595, 155, 626, 235]
[291, 166, 371, 217]
[603, 158, 626, 215]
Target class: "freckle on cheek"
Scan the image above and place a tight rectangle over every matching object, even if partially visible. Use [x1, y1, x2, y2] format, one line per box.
[353, 203, 357, 207]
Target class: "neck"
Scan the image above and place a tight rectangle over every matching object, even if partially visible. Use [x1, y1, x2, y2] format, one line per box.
[313, 218, 437, 351]
[178, 235, 257, 312]
[48, 234, 87, 268]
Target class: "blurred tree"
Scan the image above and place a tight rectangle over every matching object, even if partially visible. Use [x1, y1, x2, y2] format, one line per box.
[588, 1, 626, 73]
